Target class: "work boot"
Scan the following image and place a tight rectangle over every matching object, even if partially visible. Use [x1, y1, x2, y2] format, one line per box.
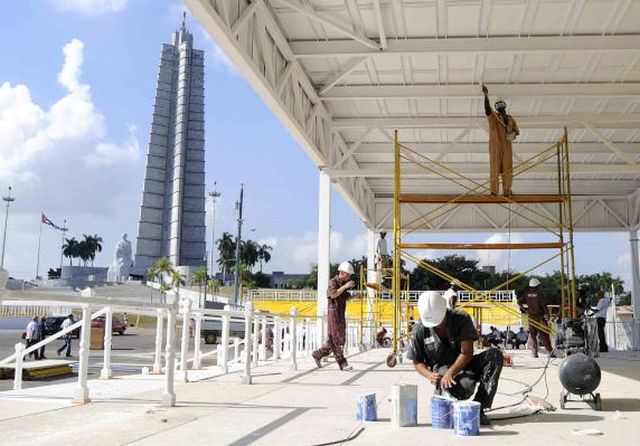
[532, 352, 539, 358]
[340, 363, 353, 372]
[312, 352, 322, 369]
[480, 411, 492, 426]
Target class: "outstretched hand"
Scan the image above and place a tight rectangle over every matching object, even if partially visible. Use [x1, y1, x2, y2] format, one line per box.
[481, 84, 488, 95]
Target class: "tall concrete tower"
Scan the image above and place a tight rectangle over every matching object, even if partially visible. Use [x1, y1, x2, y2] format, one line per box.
[134, 15, 206, 276]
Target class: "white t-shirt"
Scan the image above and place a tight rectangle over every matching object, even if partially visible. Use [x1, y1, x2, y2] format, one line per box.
[376, 237, 388, 257]
[595, 298, 610, 318]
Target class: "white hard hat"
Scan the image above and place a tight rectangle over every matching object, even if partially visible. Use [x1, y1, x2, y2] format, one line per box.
[529, 278, 541, 287]
[418, 291, 448, 327]
[443, 289, 457, 309]
[338, 261, 354, 275]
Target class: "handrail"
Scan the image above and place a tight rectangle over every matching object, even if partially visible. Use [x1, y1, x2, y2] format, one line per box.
[0, 306, 108, 366]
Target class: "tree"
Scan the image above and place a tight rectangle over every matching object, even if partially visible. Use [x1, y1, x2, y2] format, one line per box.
[170, 269, 186, 292]
[84, 234, 103, 266]
[257, 244, 272, 272]
[216, 232, 236, 283]
[410, 255, 488, 290]
[148, 257, 175, 303]
[193, 266, 207, 307]
[241, 240, 260, 272]
[62, 237, 79, 266]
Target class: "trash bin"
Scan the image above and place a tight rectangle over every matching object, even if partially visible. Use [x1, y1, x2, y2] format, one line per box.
[90, 324, 105, 350]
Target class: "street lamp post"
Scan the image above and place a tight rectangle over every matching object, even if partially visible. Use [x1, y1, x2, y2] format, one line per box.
[1, 186, 16, 269]
[208, 183, 221, 279]
[233, 184, 244, 305]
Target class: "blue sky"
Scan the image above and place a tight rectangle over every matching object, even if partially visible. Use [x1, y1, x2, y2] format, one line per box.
[0, 0, 634, 290]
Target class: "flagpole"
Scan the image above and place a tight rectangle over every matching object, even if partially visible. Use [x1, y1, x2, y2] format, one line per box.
[35, 216, 43, 280]
[59, 219, 67, 272]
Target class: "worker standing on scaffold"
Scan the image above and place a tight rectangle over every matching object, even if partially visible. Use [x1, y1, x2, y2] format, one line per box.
[482, 84, 519, 196]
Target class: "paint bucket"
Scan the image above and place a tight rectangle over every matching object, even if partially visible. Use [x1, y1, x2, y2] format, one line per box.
[391, 384, 417, 427]
[452, 401, 481, 436]
[356, 393, 377, 421]
[431, 396, 452, 429]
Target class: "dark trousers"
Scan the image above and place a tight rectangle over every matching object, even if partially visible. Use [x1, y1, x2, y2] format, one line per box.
[528, 319, 552, 355]
[597, 317, 608, 352]
[435, 349, 504, 411]
[313, 310, 347, 367]
[26, 339, 40, 360]
[57, 336, 72, 356]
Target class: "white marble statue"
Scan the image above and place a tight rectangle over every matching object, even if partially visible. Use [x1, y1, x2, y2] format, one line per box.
[107, 233, 133, 283]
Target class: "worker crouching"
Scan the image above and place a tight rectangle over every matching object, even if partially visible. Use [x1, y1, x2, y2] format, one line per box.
[312, 261, 357, 371]
[408, 291, 503, 426]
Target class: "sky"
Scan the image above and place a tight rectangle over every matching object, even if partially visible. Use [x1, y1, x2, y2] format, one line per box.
[0, 0, 635, 290]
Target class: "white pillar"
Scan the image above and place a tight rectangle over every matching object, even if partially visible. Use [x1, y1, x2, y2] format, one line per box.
[233, 337, 240, 363]
[100, 307, 113, 379]
[630, 230, 640, 350]
[242, 302, 253, 384]
[192, 314, 202, 369]
[162, 304, 177, 407]
[290, 307, 298, 371]
[179, 298, 191, 382]
[74, 305, 91, 404]
[220, 305, 231, 373]
[274, 316, 281, 361]
[260, 317, 268, 361]
[305, 318, 311, 356]
[252, 316, 260, 366]
[317, 170, 331, 346]
[13, 342, 24, 391]
[153, 309, 164, 374]
[366, 228, 377, 348]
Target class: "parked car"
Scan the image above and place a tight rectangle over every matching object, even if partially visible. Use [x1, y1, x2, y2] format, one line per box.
[44, 315, 80, 338]
[91, 316, 127, 335]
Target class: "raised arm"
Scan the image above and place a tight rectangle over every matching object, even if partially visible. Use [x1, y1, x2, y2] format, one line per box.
[482, 84, 491, 116]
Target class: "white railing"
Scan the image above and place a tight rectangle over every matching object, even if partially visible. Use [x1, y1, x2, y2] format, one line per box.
[0, 303, 73, 317]
[249, 289, 317, 301]
[249, 289, 517, 303]
[0, 288, 370, 407]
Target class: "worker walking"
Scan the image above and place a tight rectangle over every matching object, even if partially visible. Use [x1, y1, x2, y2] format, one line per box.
[594, 290, 610, 353]
[408, 291, 503, 426]
[312, 261, 357, 371]
[376, 231, 389, 269]
[519, 278, 554, 358]
[443, 281, 458, 309]
[482, 84, 519, 196]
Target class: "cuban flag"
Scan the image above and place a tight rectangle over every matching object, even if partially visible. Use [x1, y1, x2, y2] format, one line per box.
[41, 213, 62, 230]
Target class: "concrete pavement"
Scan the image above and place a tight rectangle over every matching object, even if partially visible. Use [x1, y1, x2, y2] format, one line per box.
[0, 348, 639, 445]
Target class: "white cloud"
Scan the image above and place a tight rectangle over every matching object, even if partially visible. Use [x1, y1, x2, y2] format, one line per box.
[0, 39, 139, 183]
[196, 29, 238, 75]
[476, 233, 524, 269]
[50, 0, 129, 15]
[616, 252, 632, 290]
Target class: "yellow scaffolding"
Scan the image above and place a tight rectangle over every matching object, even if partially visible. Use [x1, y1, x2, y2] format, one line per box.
[391, 129, 577, 354]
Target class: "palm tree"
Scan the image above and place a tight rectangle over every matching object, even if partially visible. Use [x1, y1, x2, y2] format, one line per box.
[84, 234, 103, 266]
[217, 232, 236, 284]
[151, 257, 174, 303]
[241, 240, 259, 272]
[193, 266, 207, 307]
[62, 237, 79, 266]
[170, 269, 186, 296]
[257, 244, 272, 273]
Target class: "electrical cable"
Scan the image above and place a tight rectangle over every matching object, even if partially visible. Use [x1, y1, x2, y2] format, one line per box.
[311, 426, 365, 446]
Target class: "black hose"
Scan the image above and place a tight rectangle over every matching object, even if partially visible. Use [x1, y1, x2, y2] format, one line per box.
[312, 427, 365, 446]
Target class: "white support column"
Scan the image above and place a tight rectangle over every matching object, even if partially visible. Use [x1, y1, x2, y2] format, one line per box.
[317, 169, 331, 347]
[162, 303, 178, 407]
[153, 309, 164, 374]
[274, 316, 281, 361]
[13, 343, 24, 391]
[630, 230, 640, 350]
[73, 305, 91, 404]
[242, 302, 253, 384]
[290, 307, 298, 371]
[252, 316, 260, 366]
[366, 228, 376, 348]
[179, 297, 192, 382]
[100, 307, 113, 379]
[192, 314, 202, 369]
[233, 337, 240, 363]
[220, 305, 231, 373]
[305, 318, 311, 356]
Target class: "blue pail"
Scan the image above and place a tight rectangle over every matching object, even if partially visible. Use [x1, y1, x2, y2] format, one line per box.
[453, 401, 481, 436]
[356, 393, 377, 421]
[431, 396, 452, 429]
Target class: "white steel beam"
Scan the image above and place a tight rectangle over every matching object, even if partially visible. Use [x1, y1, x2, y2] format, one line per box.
[321, 84, 640, 100]
[273, 0, 380, 50]
[583, 121, 637, 165]
[332, 114, 640, 129]
[352, 142, 640, 155]
[371, 0, 387, 49]
[319, 56, 368, 95]
[291, 35, 640, 58]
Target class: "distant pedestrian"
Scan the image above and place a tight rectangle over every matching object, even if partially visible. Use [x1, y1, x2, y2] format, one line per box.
[57, 314, 74, 357]
[515, 328, 529, 349]
[25, 317, 40, 360]
[38, 316, 47, 360]
[594, 291, 610, 353]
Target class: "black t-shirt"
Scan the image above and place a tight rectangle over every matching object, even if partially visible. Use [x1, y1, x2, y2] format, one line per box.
[407, 310, 478, 369]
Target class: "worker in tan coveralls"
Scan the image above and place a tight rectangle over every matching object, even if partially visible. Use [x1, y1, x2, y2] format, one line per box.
[312, 261, 356, 371]
[482, 85, 519, 196]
